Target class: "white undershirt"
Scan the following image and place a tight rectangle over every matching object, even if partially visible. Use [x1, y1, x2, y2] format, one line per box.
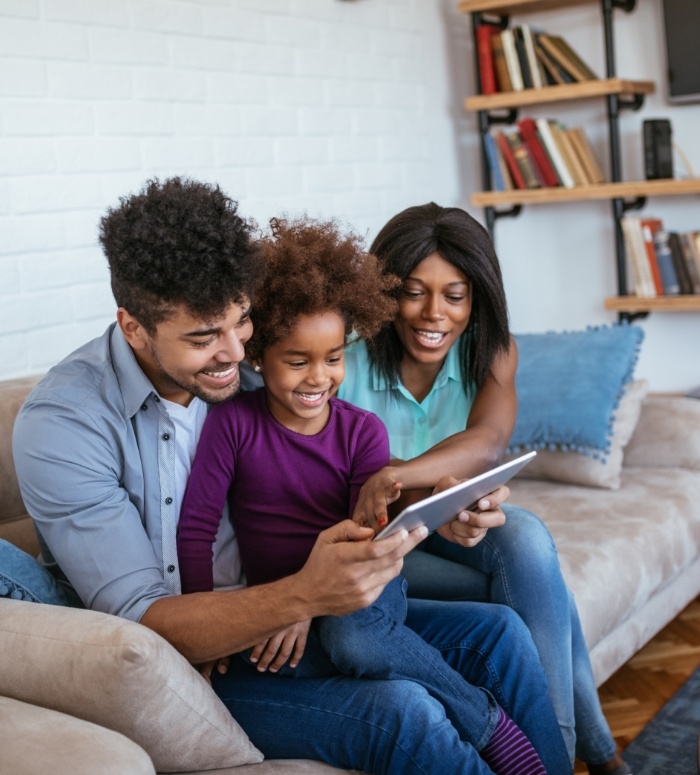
[161, 396, 244, 591]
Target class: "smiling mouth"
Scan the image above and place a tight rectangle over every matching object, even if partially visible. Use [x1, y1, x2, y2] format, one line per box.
[413, 329, 448, 347]
[199, 365, 237, 381]
[294, 390, 328, 407]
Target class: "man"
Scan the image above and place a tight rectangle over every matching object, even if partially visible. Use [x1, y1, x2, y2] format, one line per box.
[13, 177, 570, 774]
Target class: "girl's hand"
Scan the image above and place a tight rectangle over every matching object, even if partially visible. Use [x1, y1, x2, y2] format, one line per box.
[198, 656, 230, 684]
[435, 478, 509, 548]
[352, 466, 403, 534]
[249, 620, 312, 673]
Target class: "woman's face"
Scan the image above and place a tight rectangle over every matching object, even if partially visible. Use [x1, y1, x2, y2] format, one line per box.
[394, 251, 471, 368]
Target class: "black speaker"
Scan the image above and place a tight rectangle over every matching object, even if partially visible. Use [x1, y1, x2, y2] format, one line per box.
[643, 119, 674, 179]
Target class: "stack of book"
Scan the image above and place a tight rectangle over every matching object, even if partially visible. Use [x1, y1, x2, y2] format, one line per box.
[484, 117, 605, 191]
[477, 23, 599, 94]
[621, 215, 700, 298]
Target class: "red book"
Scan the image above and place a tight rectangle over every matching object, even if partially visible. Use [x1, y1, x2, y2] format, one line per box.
[640, 218, 666, 295]
[477, 24, 499, 95]
[494, 130, 526, 189]
[517, 117, 560, 187]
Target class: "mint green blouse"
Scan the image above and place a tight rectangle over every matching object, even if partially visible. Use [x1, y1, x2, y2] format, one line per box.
[338, 339, 475, 461]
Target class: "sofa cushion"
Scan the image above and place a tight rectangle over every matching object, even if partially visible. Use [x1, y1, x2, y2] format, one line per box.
[0, 695, 156, 775]
[509, 324, 644, 459]
[0, 599, 264, 772]
[514, 379, 648, 489]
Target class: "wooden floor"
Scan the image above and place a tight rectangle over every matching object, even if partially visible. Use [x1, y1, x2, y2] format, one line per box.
[573, 596, 700, 773]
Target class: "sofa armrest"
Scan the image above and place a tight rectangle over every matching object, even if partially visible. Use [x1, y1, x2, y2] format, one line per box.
[0, 598, 263, 773]
[624, 396, 700, 470]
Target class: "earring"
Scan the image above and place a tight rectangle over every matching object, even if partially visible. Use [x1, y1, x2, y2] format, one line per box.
[254, 365, 261, 373]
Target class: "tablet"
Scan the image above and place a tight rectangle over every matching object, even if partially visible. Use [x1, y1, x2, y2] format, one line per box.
[373, 450, 537, 540]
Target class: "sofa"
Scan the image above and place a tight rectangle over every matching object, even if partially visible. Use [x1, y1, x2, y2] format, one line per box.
[2, 364, 700, 772]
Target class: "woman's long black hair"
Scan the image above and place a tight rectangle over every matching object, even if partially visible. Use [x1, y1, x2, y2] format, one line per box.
[367, 202, 510, 394]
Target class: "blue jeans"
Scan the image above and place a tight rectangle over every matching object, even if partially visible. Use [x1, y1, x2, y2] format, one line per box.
[212, 596, 571, 775]
[402, 505, 617, 766]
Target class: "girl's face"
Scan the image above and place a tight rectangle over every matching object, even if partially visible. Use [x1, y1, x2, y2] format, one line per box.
[255, 311, 346, 435]
[394, 251, 471, 369]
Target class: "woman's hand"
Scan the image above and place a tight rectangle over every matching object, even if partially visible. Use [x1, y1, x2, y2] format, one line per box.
[249, 620, 312, 673]
[435, 478, 509, 548]
[352, 466, 403, 533]
[197, 656, 230, 684]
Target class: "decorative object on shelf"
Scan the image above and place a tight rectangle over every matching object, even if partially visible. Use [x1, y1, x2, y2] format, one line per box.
[643, 118, 674, 180]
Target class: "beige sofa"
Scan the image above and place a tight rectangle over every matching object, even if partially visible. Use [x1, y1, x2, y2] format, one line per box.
[2, 374, 700, 773]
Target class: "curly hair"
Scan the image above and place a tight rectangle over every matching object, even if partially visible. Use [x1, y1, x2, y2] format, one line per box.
[367, 202, 510, 393]
[99, 177, 260, 333]
[246, 217, 399, 362]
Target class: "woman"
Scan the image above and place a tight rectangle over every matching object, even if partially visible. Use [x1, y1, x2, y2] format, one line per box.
[338, 202, 629, 775]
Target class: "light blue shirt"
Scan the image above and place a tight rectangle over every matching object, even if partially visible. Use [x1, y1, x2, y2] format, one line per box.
[12, 323, 240, 623]
[337, 339, 475, 461]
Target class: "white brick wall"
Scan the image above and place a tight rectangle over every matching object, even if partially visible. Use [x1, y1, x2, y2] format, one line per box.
[0, 0, 462, 380]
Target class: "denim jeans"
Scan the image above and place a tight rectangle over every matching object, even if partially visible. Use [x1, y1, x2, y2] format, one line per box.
[212, 596, 571, 775]
[402, 504, 617, 766]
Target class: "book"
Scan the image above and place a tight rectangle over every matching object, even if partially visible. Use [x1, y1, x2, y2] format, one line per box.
[690, 231, 700, 281]
[568, 127, 605, 184]
[476, 24, 499, 95]
[500, 28, 524, 91]
[495, 137, 514, 189]
[504, 129, 542, 188]
[535, 117, 575, 188]
[538, 33, 598, 83]
[484, 131, 506, 190]
[521, 24, 545, 89]
[491, 32, 513, 92]
[621, 216, 656, 298]
[668, 232, 694, 294]
[651, 228, 681, 295]
[678, 232, 700, 293]
[550, 121, 588, 185]
[512, 26, 533, 88]
[494, 129, 526, 189]
[517, 117, 560, 187]
[534, 35, 574, 85]
[638, 217, 664, 296]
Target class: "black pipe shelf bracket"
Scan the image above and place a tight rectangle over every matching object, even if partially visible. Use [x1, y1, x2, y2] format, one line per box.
[618, 93, 646, 112]
[621, 196, 647, 212]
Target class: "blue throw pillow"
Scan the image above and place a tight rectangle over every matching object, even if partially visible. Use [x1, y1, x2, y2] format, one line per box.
[0, 538, 73, 606]
[508, 324, 644, 460]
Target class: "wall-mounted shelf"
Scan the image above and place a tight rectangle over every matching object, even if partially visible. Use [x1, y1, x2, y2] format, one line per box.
[472, 178, 700, 207]
[459, 0, 595, 14]
[604, 296, 700, 314]
[465, 78, 654, 111]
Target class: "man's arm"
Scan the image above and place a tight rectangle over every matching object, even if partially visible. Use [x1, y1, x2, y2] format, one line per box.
[141, 520, 425, 663]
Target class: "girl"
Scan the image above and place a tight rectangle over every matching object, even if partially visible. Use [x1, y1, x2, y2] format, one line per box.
[177, 216, 570, 775]
[338, 202, 629, 775]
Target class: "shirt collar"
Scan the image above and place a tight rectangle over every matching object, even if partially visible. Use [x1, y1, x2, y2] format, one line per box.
[369, 337, 463, 393]
[110, 323, 159, 418]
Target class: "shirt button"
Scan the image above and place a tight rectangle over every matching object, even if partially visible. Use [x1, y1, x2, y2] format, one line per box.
[141, 404, 148, 411]
[162, 433, 170, 441]
[165, 497, 173, 505]
[167, 564, 175, 573]
[154, 396, 160, 403]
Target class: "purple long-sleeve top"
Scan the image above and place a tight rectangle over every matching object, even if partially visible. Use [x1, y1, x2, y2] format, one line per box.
[177, 388, 389, 590]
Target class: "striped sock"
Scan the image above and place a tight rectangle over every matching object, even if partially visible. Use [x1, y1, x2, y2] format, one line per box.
[480, 706, 547, 775]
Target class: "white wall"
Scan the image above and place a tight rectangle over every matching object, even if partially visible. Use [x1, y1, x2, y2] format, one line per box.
[1, 0, 698, 392]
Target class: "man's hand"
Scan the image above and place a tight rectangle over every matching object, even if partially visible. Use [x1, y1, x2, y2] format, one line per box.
[295, 519, 427, 618]
[197, 656, 230, 684]
[248, 620, 312, 673]
[435, 479, 509, 548]
[352, 466, 403, 533]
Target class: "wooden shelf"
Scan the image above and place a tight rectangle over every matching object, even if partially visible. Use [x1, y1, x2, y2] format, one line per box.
[604, 295, 700, 313]
[465, 79, 654, 112]
[459, 0, 595, 15]
[471, 178, 700, 207]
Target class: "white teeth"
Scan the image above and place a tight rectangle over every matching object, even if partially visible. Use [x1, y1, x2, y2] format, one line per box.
[416, 330, 444, 342]
[202, 367, 235, 378]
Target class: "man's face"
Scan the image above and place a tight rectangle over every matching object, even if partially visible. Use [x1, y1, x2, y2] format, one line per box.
[124, 301, 253, 406]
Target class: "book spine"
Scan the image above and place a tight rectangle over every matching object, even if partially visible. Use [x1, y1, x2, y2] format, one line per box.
[483, 131, 505, 191]
[521, 24, 544, 89]
[678, 233, 700, 293]
[538, 34, 587, 82]
[639, 219, 664, 296]
[550, 121, 586, 186]
[512, 27, 533, 89]
[652, 229, 681, 295]
[550, 34, 598, 80]
[500, 28, 524, 91]
[570, 127, 605, 183]
[621, 216, 656, 298]
[491, 32, 512, 92]
[668, 232, 693, 294]
[517, 117, 560, 187]
[535, 117, 575, 188]
[494, 129, 526, 188]
[505, 130, 541, 188]
[476, 24, 498, 95]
